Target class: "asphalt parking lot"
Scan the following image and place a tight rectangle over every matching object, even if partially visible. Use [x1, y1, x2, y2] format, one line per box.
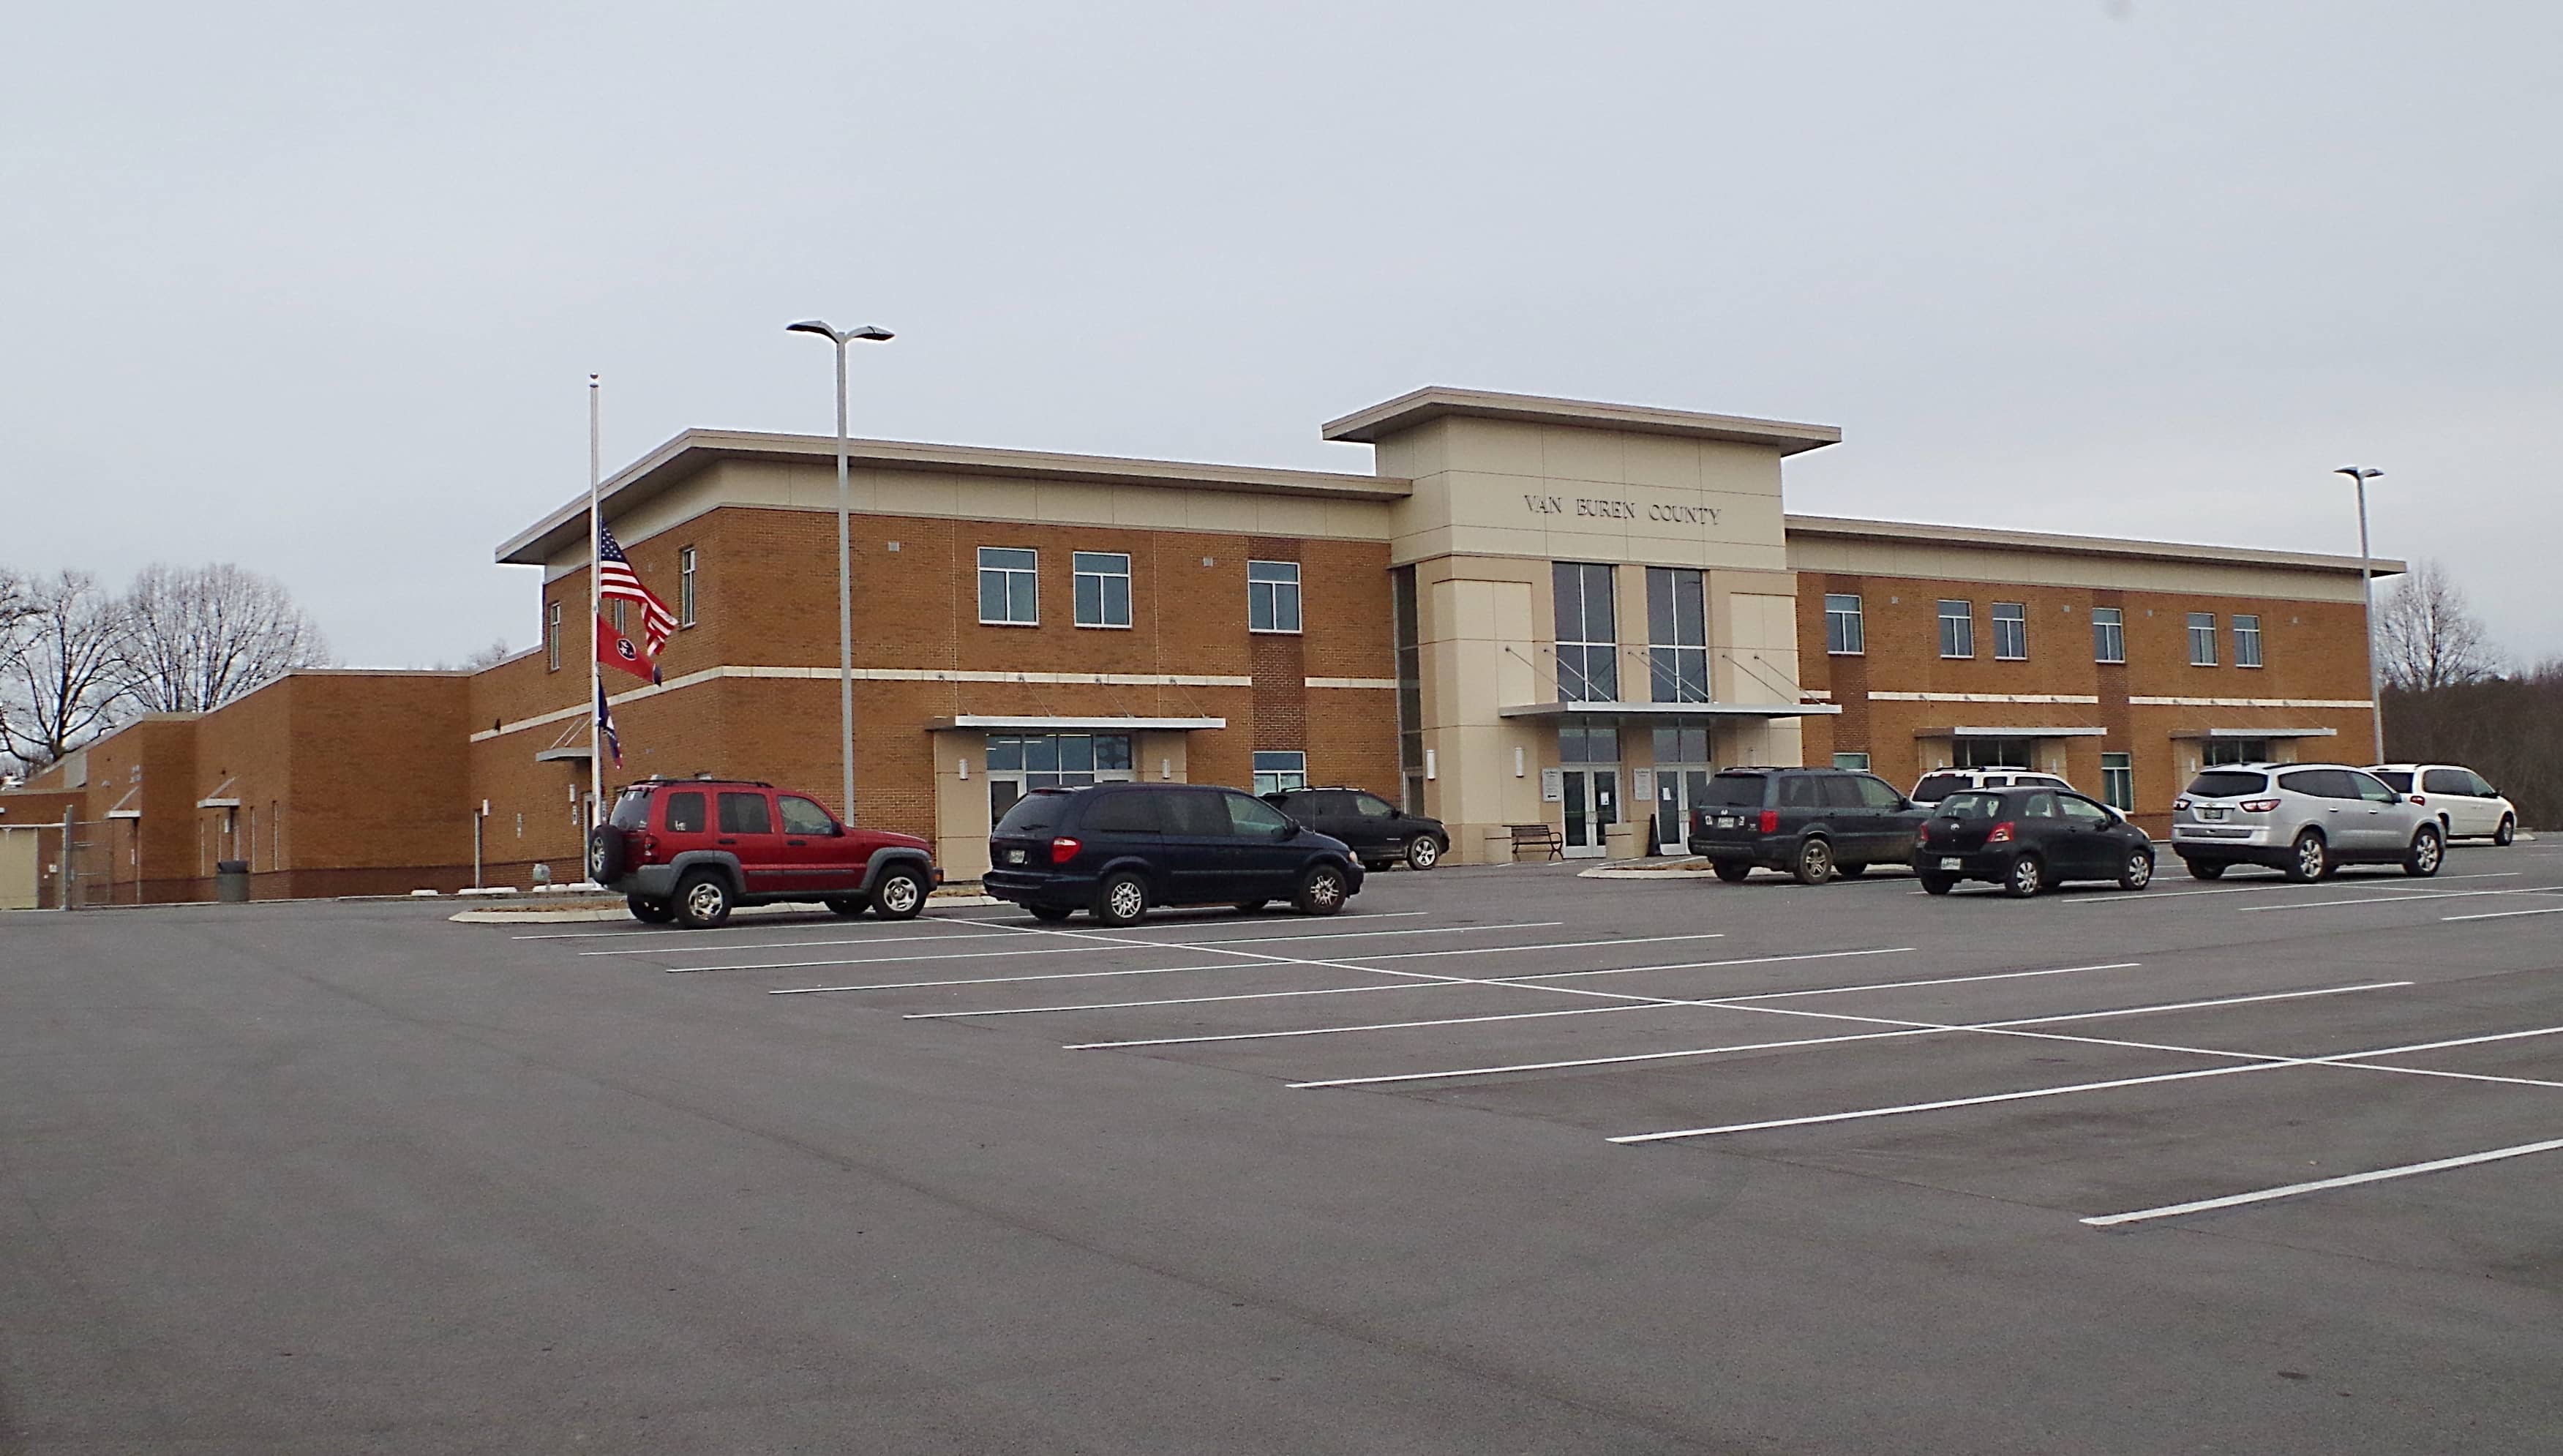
[7, 841, 2563, 1452]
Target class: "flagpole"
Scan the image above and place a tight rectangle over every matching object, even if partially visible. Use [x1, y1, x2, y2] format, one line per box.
[588, 373, 604, 868]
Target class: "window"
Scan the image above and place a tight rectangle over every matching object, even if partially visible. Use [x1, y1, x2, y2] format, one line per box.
[2422, 768, 2473, 796]
[2234, 614, 2262, 668]
[986, 733, 1133, 790]
[608, 596, 627, 634]
[2101, 752, 2133, 811]
[1992, 602, 2027, 660]
[1392, 567, 1423, 811]
[1071, 552, 1132, 628]
[1558, 723, 1619, 763]
[2188, 612, 2218, 666]
[977, 547, 1039, 626]
[1937, 600, 1974, 658]
[1655, 725, 1711, 764]
[1252, 750, 1307, 795]
[546, 601, 562, 671]
[1353, 793, 1397, 818]
[2020, 791, 2060, 819]
[1247, 560, 1302, 633]
[1832, 752, 1872, 771]
[663, 792, 705, 833]
[2091, 607, 2125, 664]
[777, 795, 836, 836]
[1081, 793, 1164, 834]
[716, 792, 772, 835]
[2204, 738, 2272, 766]
[678, 547, 697, 626]
[1825, 594, 1864, 655]
[1553, 563, 1618, 702]
[2352, 771, 2399, 805]
[1854, 776, 1905, 810]
[1646, 567, 1708, 702]
[1227, 792, 1294, 837]
[2060, 795, 2112, 827]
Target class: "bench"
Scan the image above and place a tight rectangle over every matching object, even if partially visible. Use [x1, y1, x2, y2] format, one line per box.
[1508, 823, 1565, 862]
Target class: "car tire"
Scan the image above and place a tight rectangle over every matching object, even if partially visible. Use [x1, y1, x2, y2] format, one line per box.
[1294, 863, 1350, 916]
[2496, 814, 2516, 847]
[2285, 830, 2329, 883]
[674, 871, 733, 929]
[824, 896, 868, 918]
[871, 866, 928, 920]
[586, 826, 626, 885]
[1027, 904, 1075, 923]
[1835, 862, 1869, 878]
[1405, 836, 1443, 871]
[1234, 899, 1267, 914]
[626, 895, 674, 924]
[1917, 873, 1956, 896]
[2117, 849, 2155, 892]
[2003, 854, 2046, 898]
[2184, 858, 2227, 880]
[2403, 824, 2444, 878]
[1094, 872, 1149, 927]
[1791, 838, 1836, 886]
[1712, 862, 1752, 883]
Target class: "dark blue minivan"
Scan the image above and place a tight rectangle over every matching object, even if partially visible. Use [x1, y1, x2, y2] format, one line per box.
[983, 784, 1365, 926]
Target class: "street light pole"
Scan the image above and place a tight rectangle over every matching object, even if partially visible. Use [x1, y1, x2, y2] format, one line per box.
[787, 320, 894, 823]
[2336, 465, 2385, 765]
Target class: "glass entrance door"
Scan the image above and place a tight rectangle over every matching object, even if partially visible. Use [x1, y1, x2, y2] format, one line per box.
[1651, 725, 1714, 854]
[1561, 768, 1618, 857]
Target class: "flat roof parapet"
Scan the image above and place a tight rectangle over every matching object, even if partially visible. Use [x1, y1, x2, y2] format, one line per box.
[1321, 386, 1842, 454]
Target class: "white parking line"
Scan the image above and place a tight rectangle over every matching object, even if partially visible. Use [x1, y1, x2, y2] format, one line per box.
[2242, 885, 2562, 913]
[1606, 1019, 2563, 1144]
[676, 916, 1545, 975]
[2062, 870, 2523, 907]
[2082, 1137, 2563, 1227]
[1294, 981, 2402, 1091]
[582, 929, 1029, 957]
[2444, 904, 2563, 923]
[761, 921, 1568, 993]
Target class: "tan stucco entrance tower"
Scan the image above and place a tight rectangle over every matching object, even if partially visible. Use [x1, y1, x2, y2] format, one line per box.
[1324, 389, 1844, 864]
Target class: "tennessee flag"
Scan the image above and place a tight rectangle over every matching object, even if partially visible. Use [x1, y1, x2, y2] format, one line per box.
[596, 614, 661, 685]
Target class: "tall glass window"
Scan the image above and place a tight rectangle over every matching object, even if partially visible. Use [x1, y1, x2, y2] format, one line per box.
[1073, 552, 1132, 628]
[1825, 594, 1864, 655]
[678, 547, 698, 627]
[2188, 612, 2218, 666]
[1558, 723, 1619, 763]
[1992, 602, 2027, 660]
[1646, 566, 1708, 703]
[978, 547, 1039, 626]
[1937, 600, 1974, 659]
[1252, 751, 1308, 795]
[2234, 614, 2263, 668]
[2101, 751, 2134, 811]
[1392, 567, 1423, 811]
[1653, 724, 1711, 765]
[2091, 606, 2124, 663]
[1553, 562, 1618, 702]
[546, 601, 562, 671]
[1247, 560, 1302, 633]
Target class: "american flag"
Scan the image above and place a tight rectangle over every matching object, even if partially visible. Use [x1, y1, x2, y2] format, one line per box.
[596, 522, 677, 652]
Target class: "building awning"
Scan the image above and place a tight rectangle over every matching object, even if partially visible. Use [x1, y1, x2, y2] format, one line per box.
[924, 715, 1227, 732]
[1499, 700, 1842, 721]
[2170, 726, 2338, 740]
[1914, 725, 2110, 740]
[534, 746, 596, 762]
[196, 798, 241, 809]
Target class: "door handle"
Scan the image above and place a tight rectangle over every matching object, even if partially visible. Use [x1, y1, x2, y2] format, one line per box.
[787, 838, 808, 847]
[717, 837, 738, 845]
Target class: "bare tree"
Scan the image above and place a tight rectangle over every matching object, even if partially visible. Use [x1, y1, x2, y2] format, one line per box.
[434, 637, 516, 672]
[0, 571, 132, 768]
[2374, 559, 2499, 691]
[116, 563, 332, 714]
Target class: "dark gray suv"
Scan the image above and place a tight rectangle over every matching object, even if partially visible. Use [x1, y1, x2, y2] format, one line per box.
[1686, 768, 1930, 885]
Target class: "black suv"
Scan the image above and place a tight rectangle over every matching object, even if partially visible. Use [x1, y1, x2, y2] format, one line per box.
[984, 783, 1365, 926]
[1686, 767, 1929, 885]
[1261, 787, 1449, 871]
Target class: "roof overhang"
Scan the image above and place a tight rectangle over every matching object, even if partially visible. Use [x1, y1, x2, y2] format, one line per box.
[925, 715, 1228, 732]
[1498, 700, 1843, 721]
[195, 798, 241, 809]
[1915, 725, 2112, 739]
[1785, 514, 2403, 578]
[105, 809, 142, 821]
[497, 430, 1410, 566]
[1324, 386, 1841, 454]
[534, 746, 595, 762]
[2171, 726, 2339, 740]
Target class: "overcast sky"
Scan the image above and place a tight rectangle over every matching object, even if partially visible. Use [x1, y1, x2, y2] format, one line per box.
[6, 1, 2557, 667]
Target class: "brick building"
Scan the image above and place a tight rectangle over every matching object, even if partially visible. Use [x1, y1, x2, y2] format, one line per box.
[1, 386, 2394, 902]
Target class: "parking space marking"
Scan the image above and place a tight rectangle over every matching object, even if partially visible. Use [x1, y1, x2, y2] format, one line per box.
[762, 922, 1569, 994]
[581, 928, 1029, 957]
[2242, 885, 2563, 914]
[2444, 904, 2563, 923]
[1607, 1018, 2563, 1144]
[1294, 982, 2404, 1091]
[2060, 870, 2525, 907]
[2082, 1137, 2563, 1227]
[685, 915, 1537, 975]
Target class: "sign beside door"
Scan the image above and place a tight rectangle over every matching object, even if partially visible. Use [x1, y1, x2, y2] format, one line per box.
[1539, 768, 1563, 803]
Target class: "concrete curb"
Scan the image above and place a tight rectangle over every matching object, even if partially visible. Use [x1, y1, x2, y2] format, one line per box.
[1577, 858, 1719, 879]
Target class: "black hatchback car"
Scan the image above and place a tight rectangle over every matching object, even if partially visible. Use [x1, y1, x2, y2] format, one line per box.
[983, 783, 1365, 926]
[1686, 768, 1930, 884]
[1261, 787, 1449, 871]
[1912, 787, 2155, 897]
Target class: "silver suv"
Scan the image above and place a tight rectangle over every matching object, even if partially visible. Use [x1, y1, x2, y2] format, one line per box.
[2172, 762, 2444, 882]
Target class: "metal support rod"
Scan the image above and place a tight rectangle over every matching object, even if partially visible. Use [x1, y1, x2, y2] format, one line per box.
[834, 338, 855, 824]
[2357, 476, 2382, 763]
[588, 375, 604, 857]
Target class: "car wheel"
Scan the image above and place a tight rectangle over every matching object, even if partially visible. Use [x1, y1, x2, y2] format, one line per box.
[871, 866, 928, 920]
[2285, 830, 2329, 883]
[1234, 899, 1267, 914]
[2117, 849, 2155, 892]
[1094, 872, 1149, 927]
[2403, 824, 2444, 878]
[2003, 854, 2046, 898]
[587, 826, 626, 886]
[1712, 862, 1752, 883]
[626, 895, 674, 924]
[824, 896, 868, 918]
[1917, 873, 1956, 896]
[1294, 863, 1349, 916]
[1405, 835, 1442, 871]
[1791, 838, 1836, 886]
[1027, 904, 1075, 923]
[2496, 814, 2516, 847]
[674, 871, 732, 929]
[2183, 858, 2227, 880]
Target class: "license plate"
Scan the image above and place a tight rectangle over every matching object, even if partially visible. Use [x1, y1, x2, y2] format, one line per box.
[1938, 858, 1963, 871]
[1004, 849, 1026, 864]
[2202, 808, 2226, 820]
[1715, 815, 1739, 828]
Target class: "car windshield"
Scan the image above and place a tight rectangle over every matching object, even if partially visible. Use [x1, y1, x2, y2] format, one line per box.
[1913, 772, 1970, 802]
[1937, 792, 2005, 819]
[993, 791, 1070, 837]
[2372, 770, 2414, 792]
[2186, 770, 2269, 799]
[609, 789, 652, 830]
[1700, 774, 1765, 807]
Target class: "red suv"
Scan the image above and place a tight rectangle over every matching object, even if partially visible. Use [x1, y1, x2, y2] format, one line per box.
[586, 777, 939, 929]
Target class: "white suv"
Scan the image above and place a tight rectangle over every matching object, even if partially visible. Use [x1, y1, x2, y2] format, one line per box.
[1911, 767, 2076, 806]
[2368, 764, 2519, 845]
[2172, 762, 2444, 882]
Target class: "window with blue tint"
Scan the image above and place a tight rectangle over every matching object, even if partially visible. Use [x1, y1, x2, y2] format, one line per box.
[977, 547, 1038, 625]
[1247, 560, 1302, 633]
[1073, 552, 1131, 628]
[1646, 566, 1708, 702]
[1553, 562, 1618, 702]
[1992, 602, 2027, 660]
[1252, 750, 1307, 795]
[1937, 600, 1973, 658]
[2234, 614, 2262, 668]
[1825, 594, 1864, 655]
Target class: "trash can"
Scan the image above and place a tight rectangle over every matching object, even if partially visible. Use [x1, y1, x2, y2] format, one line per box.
[214, 859, 250, 903]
